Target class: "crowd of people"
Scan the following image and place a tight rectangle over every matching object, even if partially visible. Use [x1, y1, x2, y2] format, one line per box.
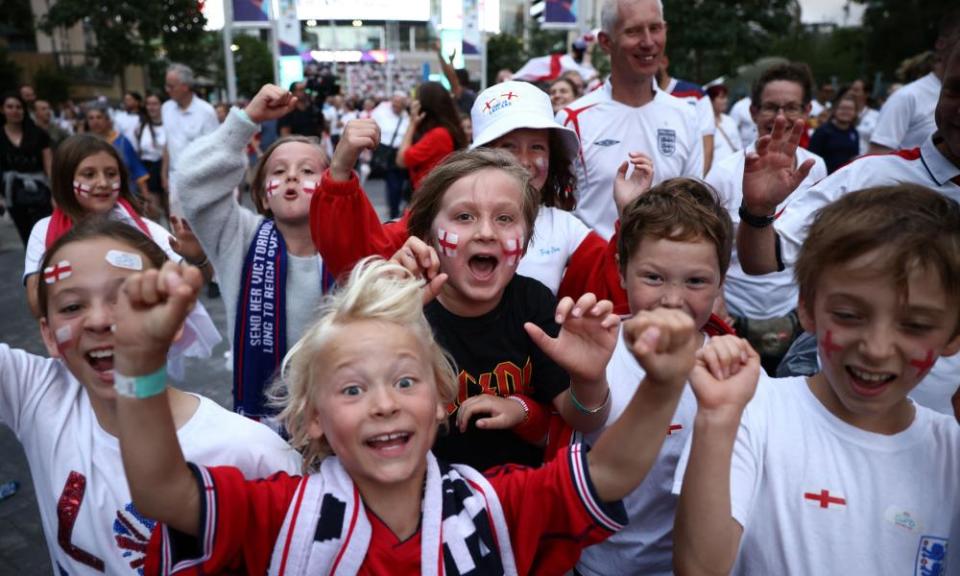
[1, 0, 959, 574]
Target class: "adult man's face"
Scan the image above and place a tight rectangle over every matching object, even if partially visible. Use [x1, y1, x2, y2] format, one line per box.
[164, 72, 191, 105]
[598, 0, 666, 85]
[20, 85, 36, 106]
[292, 82, 309, 106]
[391, 95, 407, 113]
[34, 100, 52, 124]
[750, 80, 810, 136]
[935, 46, 960, 164]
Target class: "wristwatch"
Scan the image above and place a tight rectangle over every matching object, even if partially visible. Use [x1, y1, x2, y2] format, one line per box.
[739, 204, 776, 228]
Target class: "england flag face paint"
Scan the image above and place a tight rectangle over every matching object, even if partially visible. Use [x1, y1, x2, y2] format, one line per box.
[110, 181, 121, 194]
[502, 236, 524, 266]
[104, 250, 143, 271]
[302, 180, 318, 195]
[44, 260, 73, 284]
[73, 181, 92, 198]
[437, 229, 459, 257]
[266, 179, 283, 197]
[55, 325, 73, 345]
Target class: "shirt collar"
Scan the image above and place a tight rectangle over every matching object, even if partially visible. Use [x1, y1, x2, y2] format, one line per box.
[921, 134, 960, 186]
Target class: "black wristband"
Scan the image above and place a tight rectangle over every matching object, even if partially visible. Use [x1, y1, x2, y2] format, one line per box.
[739, 204, 776, 228]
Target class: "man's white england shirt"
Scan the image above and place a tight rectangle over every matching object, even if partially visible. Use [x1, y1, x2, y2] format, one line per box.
[773, 135, 960, 415]
[706, 145, 826, 319]
[674, 375, 960, 576]
[870, 72, 941, 150]
[557, 79, 703, 240]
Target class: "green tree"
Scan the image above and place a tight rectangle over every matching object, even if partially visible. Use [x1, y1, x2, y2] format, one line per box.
[233, 34, 273, 100]
[40, 0, 206, 88]
[486, 32, 526, 86]
[0, 46, 21, 90]
[853, 0, 957, 79]
[33, 66, 71, 104]
[664, 0, 801, 83]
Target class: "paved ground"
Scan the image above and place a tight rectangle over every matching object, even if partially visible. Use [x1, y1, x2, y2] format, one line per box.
[0, 178, 391, 574]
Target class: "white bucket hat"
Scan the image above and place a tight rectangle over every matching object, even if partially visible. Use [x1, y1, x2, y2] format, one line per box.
[470, 81, 580, 163]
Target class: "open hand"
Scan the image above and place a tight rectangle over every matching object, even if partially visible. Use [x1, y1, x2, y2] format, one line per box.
[742, 116, 816, 215]
[614, 152, 655, 217]
[525, 293, 620, 385]
[390, 237, 447, 305]
[168, 216, 206, 266]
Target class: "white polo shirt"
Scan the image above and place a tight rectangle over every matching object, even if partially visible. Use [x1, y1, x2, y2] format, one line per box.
[558, 79, 703, 240]
[774, 135, 960, 416]
[869, 72, 940, 150]
[706, 144, 826, 319]
[161, 95, 220, 175]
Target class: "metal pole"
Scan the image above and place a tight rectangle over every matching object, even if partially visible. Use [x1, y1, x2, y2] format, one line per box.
[386, 22, 394, 96]
[223, 0, 238, 102]
[480, 32, 488, 89]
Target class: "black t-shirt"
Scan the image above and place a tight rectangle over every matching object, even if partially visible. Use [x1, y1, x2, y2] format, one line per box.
[426, 274, 569, 470]
[808, 122, 859, 174]
[0, 125, 50, 174]
[277, 107, 322, 138]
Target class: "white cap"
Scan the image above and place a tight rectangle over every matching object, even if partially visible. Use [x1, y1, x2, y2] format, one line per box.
[470, 81, 580, 163]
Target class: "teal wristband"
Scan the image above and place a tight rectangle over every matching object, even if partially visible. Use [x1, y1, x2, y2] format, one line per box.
[569, 384, 610, 415]
[114, 366, 168, 399]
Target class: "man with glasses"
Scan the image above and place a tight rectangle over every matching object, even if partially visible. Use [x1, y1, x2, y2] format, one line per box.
[162, 62, 219, 216]
[704, 62, 826, 375]
[556, 0, 703, 240]
[278, 82, 323, 138]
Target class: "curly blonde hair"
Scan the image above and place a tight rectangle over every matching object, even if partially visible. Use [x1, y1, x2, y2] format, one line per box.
[269, 257, 458, 473]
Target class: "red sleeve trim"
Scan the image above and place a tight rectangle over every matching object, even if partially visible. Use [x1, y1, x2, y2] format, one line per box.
[568, 444, 627, 532]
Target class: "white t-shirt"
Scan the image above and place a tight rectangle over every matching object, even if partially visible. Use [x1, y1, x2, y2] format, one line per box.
[161, 95, 220, 175]
[558, 79, 704, 240]
[774, 135, 960, 416]
[663, 77, 716, 138]
[516, 206, 592, 294]
[136, 122, 167, 162]
[0, 344, 302, 575]
[577, 327, 701, 576]
[729, 97, 757, 148]
[23, 209, 178, 282]
[371, 104, 410, 147]
[113, 110, 140, 146]
[674, 375, 960, 576]
[870, 72, 940, 151]
[713, 113, 744, 164]
[706, 145, 826, 319]
[856, 106, 880, 155]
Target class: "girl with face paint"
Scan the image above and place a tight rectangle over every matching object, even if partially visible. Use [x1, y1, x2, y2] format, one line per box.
[312, 80, 652, 307]
[1, 218, 300, 575]
[22, 136, 220, 374]
[172, 84, 333, 423]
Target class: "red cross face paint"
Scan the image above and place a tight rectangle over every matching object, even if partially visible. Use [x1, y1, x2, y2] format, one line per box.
[54, 325, 75, 355]
[436, 229, 459, 257]
[909, 350, 935, 378]
[821, 330, 843, 360]
[502, 236, 524, 267]
[44, 260, 73, 284]
[73, 181, 92, 198]
[110, 181, 121, 194]
[301, 180, 318, 195]
[266, 179, 282, 197]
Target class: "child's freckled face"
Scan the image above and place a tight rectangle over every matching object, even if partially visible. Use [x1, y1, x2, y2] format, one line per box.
[800, 250, 960, 434]
[620, 236, 722, 331]
[431, 169, 528, 317]
[40, 237, 154, 401]
[261, 142, 326, 222]
[308, 320, 445, 495]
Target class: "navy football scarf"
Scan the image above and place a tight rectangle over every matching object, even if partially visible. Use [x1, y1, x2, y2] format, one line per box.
[234, 219, 333, 420]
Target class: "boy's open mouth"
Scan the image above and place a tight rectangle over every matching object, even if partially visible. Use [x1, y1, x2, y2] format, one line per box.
[85, 347, 115, 374]
[366, 431, 412, 455]
[468, 254, 499, 280]
[845, 365, 895, 397]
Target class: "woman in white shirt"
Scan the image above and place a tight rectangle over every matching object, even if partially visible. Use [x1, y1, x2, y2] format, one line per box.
[136, 92, 167, 219]
[707, 84, 743, 164]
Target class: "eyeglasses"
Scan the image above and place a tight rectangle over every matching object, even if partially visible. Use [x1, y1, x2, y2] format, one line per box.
[758, 102, 805, 117]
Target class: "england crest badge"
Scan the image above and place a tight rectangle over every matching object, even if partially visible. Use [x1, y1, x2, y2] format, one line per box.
[657, 128, 676, 156]
[915, 535, 947, 576]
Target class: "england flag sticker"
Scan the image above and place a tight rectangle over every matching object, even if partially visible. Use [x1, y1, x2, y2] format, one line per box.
[803, 489, 846, 510]
[437, 229, 459, 257]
